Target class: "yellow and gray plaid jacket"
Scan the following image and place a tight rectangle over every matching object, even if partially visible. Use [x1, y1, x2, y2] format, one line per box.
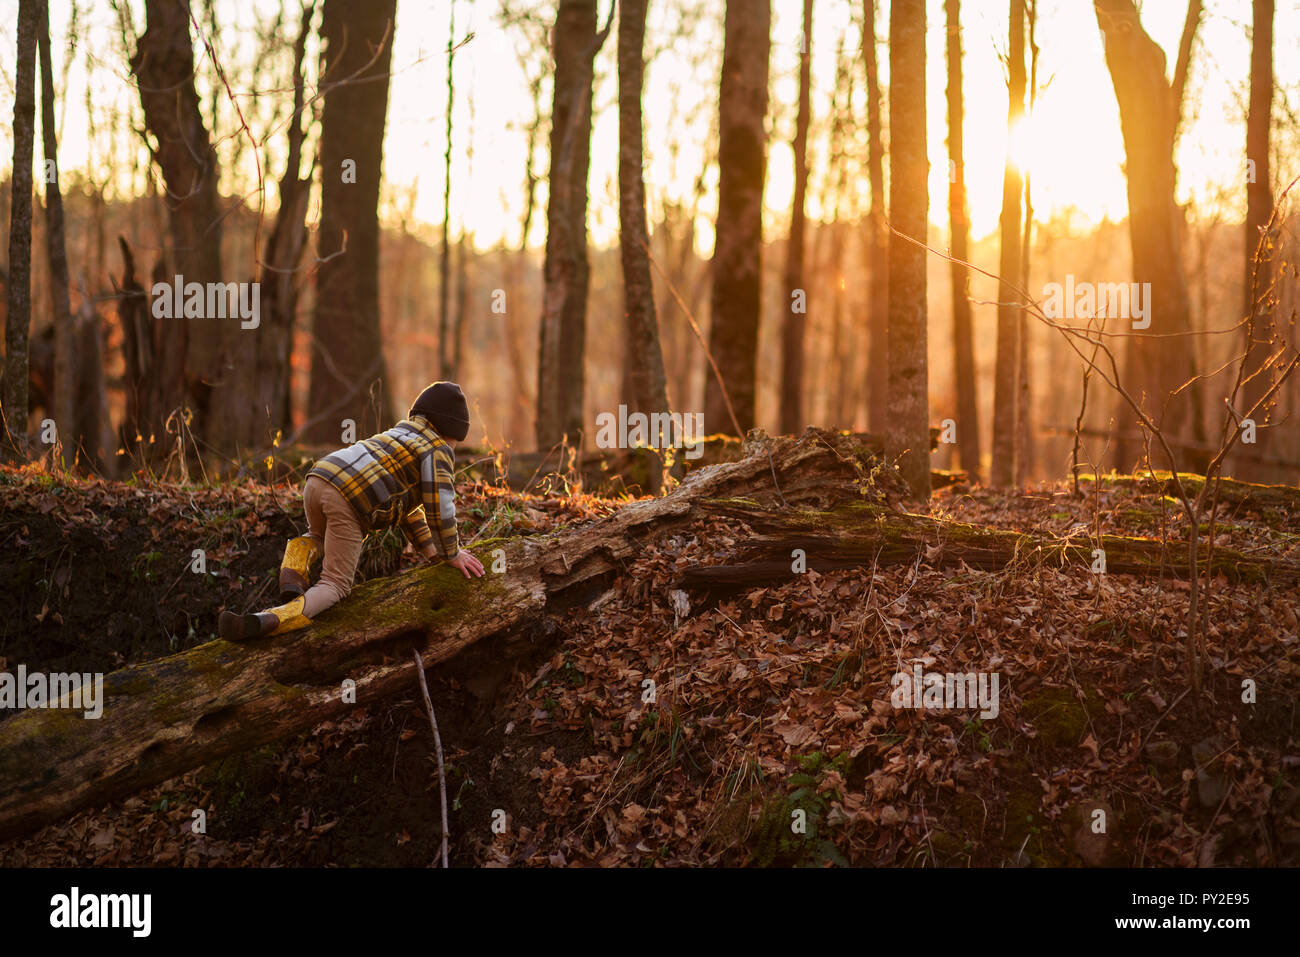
[307, 415, 460, 559]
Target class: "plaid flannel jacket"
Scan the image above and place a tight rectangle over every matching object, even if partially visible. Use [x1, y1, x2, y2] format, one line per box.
[307, 415, 460, 559]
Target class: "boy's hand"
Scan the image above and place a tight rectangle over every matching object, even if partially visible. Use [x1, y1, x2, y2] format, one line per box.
[446, 550, 485, 579]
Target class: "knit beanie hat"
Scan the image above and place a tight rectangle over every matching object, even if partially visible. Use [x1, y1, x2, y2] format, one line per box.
[409, 381, 470, 441]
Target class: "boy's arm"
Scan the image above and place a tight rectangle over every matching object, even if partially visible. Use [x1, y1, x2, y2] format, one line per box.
[415, 443, 460, 560]
[398, 505, 438, 558]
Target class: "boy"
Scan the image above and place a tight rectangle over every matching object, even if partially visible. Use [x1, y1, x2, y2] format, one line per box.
[219, 381, 485, 641]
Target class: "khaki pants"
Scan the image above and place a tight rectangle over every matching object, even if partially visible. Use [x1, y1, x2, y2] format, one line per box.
[301, 475, 366, 618]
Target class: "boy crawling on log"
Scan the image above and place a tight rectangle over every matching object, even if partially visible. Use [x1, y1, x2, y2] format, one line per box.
[219, 382, 486, 641]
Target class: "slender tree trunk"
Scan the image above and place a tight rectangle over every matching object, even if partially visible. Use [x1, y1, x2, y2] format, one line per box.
[945, 0, 980, 481]
[779, 0, 813, 435]
[618, 0, 670, 437]
[114, 237, 150, 450]
[886, 0, 930, 500]
[1016, 0, 1039, 486]
[306, 0, 397, 441]
[453, 232, 469, 381]
[3, 0, 38, 454]
[73, 277, 107, 470]
[536, 0, 607, 450]
[255, 3, 314, 442]
[439, 0, 456, 381]
[505, 72, 545, 447]
[37, 0, 75, 464]
[1242, 0, 1274, 464]
[862, 0, 888, 435]
[1094, 0, 1204, 472]
[705, 0, 771, 437]
[990, 0, 1025, 487]
[825, 42, 852, 428]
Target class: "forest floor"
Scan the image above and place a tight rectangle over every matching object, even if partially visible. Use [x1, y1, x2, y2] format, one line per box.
[1, 461, 1297, 867]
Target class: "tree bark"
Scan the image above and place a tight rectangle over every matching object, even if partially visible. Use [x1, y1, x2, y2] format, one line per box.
[1241, 0, 1274, 470]
[536, 0, 608, 451]
[37, 0, 76, 466]
[861, 0, 888, 436]
[3, 0, 38, 454]
[0, 428, 898, 840]
[886, 0, 930, 500]
[73, 278, 108, 470]
[306, 0, 397, 442]
[505, 55, 545, 447]
[1094, 0, 1205, 472]
[704, 0, 771, 437]
[439, 0, 457, 381]
[945, 0, 980, 482]
[1016, 0, 1039, 487]
[991, 0, 1025, 488]
[130, 0, 229, 454]
[779, 0, 813, 435]
[114, 237, 161, 453]
[617, 0, 670, 453]
[826, 45, 854, 427]
[253, 3, 314, 444]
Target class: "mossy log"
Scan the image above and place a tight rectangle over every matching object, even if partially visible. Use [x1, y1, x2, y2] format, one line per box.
[0, 429, 898, 840]
[1079, 472, 1300, 515]
[677, 501, 1300, 588]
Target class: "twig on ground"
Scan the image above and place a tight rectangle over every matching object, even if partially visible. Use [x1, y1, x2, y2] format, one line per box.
[413, 650, 450, 869]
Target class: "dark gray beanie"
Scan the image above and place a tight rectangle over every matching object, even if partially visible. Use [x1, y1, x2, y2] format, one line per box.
[409, 381, 470, 441]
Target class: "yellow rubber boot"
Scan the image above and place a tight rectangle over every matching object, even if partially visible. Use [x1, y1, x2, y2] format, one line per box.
[219, 595, 312, 642]
[278, 536, 321, 602]
[260, 595, 313, 636]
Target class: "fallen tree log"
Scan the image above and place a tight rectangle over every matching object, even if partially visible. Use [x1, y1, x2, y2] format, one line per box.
[1078, 471, 1300, 515]
[461, 427, 940, 494]
[677, 501, 1300, 588]
[0, 429, 901, 840]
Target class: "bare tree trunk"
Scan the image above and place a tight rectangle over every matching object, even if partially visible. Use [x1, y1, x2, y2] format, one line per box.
[306, 0, 397, 441]
[886, 0, 930, 500]
[73, 278, 108, 470]
[1016, 0, 1039, 486]
[618, 0, 670, 442]
[991, 0, 1025, 488]
[453, 234, 470, 381]
[130, 0, 228, 453]
[861, 0, 888, 435]
[705, 0, 771, 437]
[1094, 0, 1205, 472]
[114, 237, 151, 450]
[254, 3, 314, 442]
[37, 0, 75, 464]
[439, 0, 457, 381]
[504, 58, 545, 447]
[945, 0, 981, 481]
[779, 0, 813, 435]
[824, 43, 853, 428]
[536, 0, 608, 450]
[1241, 0, 1275, 472]
[3, 0, 38, 455]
